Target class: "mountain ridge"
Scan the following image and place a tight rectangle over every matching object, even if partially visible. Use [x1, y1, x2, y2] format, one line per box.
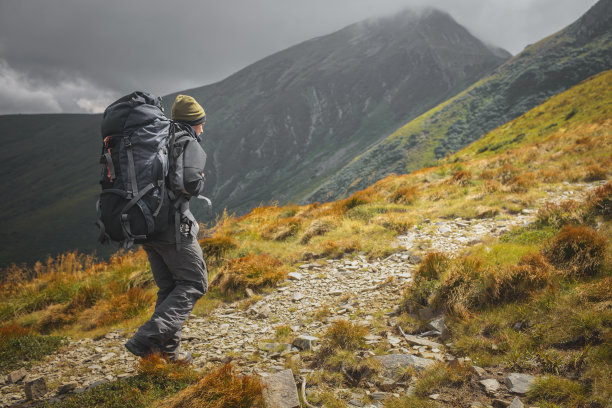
[304, 0, 612, 203]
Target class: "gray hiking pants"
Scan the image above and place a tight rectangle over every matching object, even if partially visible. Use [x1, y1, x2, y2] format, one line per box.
[131, 236, 208, 353]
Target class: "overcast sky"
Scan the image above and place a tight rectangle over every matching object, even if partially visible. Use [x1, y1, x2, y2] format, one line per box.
[0, 0, 599, 115]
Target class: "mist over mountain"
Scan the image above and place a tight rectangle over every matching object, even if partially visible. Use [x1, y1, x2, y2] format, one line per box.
[307, 0, 612, 202]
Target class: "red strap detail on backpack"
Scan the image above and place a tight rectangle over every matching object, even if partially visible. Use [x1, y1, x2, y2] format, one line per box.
[104, 136, 113, 181]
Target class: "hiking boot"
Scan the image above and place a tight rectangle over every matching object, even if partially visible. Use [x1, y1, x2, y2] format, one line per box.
[165, 350, 192, 364]
[124, 337, 152, 357]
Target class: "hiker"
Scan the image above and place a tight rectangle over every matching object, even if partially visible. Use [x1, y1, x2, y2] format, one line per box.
[124, 94, 209, 364]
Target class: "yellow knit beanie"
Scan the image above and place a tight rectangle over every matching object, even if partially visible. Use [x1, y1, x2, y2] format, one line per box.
[171, 94, 206, 125]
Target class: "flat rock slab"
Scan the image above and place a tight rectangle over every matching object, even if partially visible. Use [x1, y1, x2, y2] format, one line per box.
[25, 377, 47, 400]
[261, 369, 300, 408]
[292, 335, 319, 351]
[505, 373, 536, 395]
[401, 333, 443, 349]
[374, 354, 435, 378]
[287, 272, 303, 280]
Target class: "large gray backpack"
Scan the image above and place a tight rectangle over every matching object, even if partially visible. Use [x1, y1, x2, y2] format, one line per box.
[96, 91, 209, 248]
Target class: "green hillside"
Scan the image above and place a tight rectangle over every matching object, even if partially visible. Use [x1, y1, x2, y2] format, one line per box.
[306, 0, 612, 202]
[1, 70, 609, 408]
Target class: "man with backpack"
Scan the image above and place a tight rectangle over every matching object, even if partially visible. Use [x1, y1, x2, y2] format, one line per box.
[97, 92, 209, 364]
[124, 94, 208, 363]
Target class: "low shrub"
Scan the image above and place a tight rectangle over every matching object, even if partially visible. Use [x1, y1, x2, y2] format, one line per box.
[163, 363, 264, 408]
[431, 253, 553, 317]
[536, 200, 582, 228]
[497, 164, 519, 184]
[431, 256, 485, 317]
[402, 252, 450, 313]
[210, 254, 288, 295]
[545, 225, 608, 277]
[68, 283, 106, 312]
[486, 253, 553, 303]
[507, 173, 534, 193]
[372, 212, 414, 234]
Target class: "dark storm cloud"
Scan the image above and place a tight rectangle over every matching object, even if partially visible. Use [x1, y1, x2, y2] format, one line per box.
[0, 0, 599, 114]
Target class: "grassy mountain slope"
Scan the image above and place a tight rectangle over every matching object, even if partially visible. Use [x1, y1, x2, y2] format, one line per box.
[306, 0, 612, 203]
[162, 8, 509, 216]
[1, 69, 610, 407]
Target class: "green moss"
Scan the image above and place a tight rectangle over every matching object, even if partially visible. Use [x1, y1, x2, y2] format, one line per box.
[44, 370, 198, 408]
[0, 333, 66, 373]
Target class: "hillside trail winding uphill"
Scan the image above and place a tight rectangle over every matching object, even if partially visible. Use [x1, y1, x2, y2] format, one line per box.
[0, 181, 604, 407]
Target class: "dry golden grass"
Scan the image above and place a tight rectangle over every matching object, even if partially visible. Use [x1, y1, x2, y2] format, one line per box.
[199, 235, 238, 264]
[210, 254, 288, 295]
[451, 170, 472, 186]
[261, 217, 303, 241]
[388, 184, 419, 204]
[585, 181, 612, 219]
[416, 252, 450, 281]
[162, 363, 264, 408]
[300, 218, 338, 244]
[138, 353, 200, 383]
[322, 319, 368, 351]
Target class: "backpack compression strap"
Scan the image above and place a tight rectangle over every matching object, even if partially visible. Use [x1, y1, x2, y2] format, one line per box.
[123, 136, 139, 198]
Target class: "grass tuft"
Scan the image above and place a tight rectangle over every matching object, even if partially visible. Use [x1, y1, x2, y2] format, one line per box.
[163, 363, 265, 408]
[210, 254, 288, 295]
[200, 235, 238, 265]
[322, 319, 368, 351]
[545, 225, 608, 277]
[527, 376, 589, 406]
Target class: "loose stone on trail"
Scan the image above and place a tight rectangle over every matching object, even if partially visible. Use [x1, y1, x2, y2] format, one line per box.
[506, 373, 536, 394]
[260, 369, 300, 408]
[480, 378, 501, 394]
[6, 368, 27, 384]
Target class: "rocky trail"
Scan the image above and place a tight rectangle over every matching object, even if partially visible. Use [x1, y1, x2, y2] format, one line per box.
[1, 182, 601, 408]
